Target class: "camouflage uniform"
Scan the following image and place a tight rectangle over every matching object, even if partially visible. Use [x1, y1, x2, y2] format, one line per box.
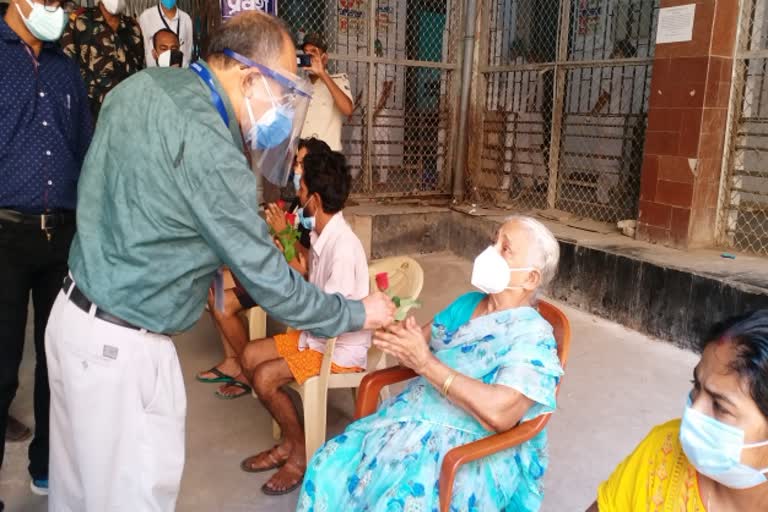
[61, 7, 145, 120]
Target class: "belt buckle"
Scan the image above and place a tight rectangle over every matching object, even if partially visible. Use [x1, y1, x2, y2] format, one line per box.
[40, 214, 52, 241]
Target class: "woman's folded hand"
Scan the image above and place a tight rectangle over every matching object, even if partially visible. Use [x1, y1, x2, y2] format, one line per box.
[374, 316, 433, 373]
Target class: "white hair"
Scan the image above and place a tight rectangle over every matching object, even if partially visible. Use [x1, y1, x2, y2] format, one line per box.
[503, 215, 560, 287]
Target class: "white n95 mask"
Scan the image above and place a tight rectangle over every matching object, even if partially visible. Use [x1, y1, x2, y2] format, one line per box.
[100, 0, 124, 15]
[470, 246, 535, 294]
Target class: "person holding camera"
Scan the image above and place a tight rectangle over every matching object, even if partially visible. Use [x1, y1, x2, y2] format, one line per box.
[299, 33, 353, 152]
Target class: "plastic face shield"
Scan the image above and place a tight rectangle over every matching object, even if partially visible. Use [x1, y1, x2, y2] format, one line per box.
[224, 49, 312, 187]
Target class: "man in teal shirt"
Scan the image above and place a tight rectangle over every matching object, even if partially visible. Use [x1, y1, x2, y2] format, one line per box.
[44, 11, 394, 511]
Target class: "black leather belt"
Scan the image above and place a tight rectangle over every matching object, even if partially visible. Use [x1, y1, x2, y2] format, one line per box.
[0, 209, 75, 230]
[62, 276, 141, 331]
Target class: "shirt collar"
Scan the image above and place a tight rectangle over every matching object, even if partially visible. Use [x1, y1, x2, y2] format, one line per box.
[310, 211, 345, 257]
[197, 59, 243, 153]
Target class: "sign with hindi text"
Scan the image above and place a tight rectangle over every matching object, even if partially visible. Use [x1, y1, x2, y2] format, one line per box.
[221, 0, 277, 20]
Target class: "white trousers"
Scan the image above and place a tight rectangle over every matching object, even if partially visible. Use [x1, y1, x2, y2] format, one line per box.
[45, 290, 187, 512]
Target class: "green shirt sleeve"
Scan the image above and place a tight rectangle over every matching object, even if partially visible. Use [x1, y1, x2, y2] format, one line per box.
[182, 121, 365, 338]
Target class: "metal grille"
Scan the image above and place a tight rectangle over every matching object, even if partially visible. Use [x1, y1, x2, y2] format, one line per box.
[720, 0, 768, 255]
[277, 0, 462, 197]
[122, 0, 461, 198]
[471, 0, 658, 223]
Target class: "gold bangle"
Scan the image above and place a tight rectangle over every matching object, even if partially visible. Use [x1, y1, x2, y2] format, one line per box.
[441, 372, 458, 397]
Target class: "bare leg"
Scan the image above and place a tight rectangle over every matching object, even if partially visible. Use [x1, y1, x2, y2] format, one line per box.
[247, 358, 306, 493]
[198, 289, 246, 381]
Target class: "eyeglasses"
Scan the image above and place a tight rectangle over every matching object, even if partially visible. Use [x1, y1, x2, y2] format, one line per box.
[223, 49, 311, 99]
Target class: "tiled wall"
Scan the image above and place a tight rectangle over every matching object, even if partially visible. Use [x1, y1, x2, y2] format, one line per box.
[637, 0, 739, 248]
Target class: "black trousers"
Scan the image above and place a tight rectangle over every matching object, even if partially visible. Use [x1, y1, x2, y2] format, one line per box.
[0, 219, 74, 480]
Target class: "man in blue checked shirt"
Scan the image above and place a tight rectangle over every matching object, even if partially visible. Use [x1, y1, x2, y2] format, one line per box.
[0, 0, 92, 499]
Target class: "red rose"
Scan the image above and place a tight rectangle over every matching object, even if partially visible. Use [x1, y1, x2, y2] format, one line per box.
[277, 199, 287, 210]
[285, 212, 297, 226]
[375, 272, 389, 292]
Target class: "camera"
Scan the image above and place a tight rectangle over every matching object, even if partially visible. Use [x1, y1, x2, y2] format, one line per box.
[297, 53, 312, 68]
[169, 49, 183, 67]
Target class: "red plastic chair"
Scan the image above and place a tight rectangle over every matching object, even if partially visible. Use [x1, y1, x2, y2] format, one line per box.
[354, 300, 572, 512]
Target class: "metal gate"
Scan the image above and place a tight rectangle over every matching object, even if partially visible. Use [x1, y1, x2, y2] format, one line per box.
[720, 0, 768, 255]
[471, 0, 658, 223]
[276, 0, 463, 197]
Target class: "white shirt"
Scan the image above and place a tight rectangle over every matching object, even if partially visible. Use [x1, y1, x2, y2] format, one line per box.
[301, 74, 353, 152]
[138, 5, 193, 68]
[299, 212, 371, 368]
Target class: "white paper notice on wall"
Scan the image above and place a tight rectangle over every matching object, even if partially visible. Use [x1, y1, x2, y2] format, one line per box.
[656, 4, 696, 44]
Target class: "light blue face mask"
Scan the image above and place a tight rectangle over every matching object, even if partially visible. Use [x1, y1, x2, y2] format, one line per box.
[680, 397, 768, 489]
[244, 92, 295, 151]
[16, 0, 67, 42]
[297, 196, 316, 231]
[160, 0, 176, 9]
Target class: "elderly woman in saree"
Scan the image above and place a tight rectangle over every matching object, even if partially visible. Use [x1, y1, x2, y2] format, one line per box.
[297, 215, 564, 511]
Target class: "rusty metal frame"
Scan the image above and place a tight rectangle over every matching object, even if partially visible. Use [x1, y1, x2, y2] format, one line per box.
[546, 0, 572, 209]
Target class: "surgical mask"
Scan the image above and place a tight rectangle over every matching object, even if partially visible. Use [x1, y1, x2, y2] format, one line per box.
[160, 0, 176, 9]
[297, 197, 315, 231]
[244, 77, 296, 151]
[680, 398, 768, 489]
[157, 49, 183, 67]
[100, 0, 124, 14]
[292, 173, 302, 192]
[470, 246, 535, 294]
[15, 0, 67, 42]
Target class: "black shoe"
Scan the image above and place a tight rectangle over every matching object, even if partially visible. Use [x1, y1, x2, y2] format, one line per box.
[6, 415, 32, 442]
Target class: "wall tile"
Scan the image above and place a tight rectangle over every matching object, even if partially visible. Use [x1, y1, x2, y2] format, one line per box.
[702, 107, 726, 132]
[645, 130, 681, 155]
[639, 200, 673, 228]
[657, 180, 694, 208]
[659, 155, 696, 183]
[678, 56, 710, 84]
[670, 207, 692, 245]
[678, 108, 704, 156]
[711, 0, 739, 56]
[640, 155, 659, 200]
[688, 206, 717, 247]
[637, 224, 671, 245]
[647, 107, 682, 132]
[699, 129, 726, 160]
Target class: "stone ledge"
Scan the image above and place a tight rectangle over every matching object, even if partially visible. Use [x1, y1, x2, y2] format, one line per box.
[346, 203, 768, 350]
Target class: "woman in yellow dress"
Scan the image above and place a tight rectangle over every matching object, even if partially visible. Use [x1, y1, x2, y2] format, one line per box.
[588, 310, 768, 512]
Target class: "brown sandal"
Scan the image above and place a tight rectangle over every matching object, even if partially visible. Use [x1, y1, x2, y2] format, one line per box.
[240, 445, 289, 473]
[261, 459, 305, 496]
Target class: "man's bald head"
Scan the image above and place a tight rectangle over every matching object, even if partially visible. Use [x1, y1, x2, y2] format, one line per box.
[206, 11, 294, 70]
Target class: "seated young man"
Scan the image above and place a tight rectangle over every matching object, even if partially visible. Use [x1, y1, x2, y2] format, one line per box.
[238, 150, 371, 495]
[195, 138, 331, 399]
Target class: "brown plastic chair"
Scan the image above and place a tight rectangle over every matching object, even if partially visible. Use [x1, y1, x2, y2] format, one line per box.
[354, 300, 572, 512]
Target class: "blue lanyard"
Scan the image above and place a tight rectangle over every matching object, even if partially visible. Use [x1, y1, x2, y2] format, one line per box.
[190, 62, 229, 127]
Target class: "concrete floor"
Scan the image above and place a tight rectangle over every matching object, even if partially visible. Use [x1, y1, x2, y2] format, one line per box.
[1, 252, 698, 511]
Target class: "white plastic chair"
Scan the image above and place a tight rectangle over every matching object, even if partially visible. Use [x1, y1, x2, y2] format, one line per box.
[251, 256, 425, 462]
